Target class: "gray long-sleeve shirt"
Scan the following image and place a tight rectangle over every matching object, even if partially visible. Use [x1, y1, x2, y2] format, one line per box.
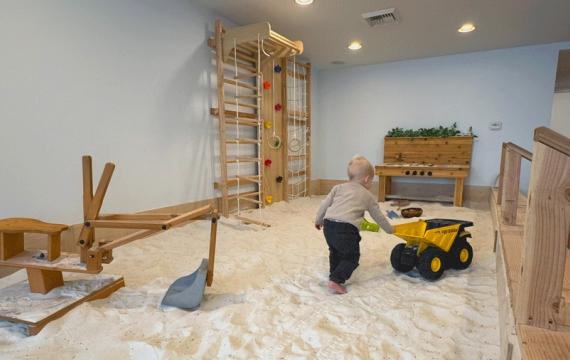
[315, 181, 394, 234]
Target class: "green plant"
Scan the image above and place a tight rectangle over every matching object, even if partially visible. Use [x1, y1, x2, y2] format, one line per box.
[386, 122, 476, 138]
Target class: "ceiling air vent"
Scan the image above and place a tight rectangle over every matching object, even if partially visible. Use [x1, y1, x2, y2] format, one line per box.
[362, 8, 399, 27]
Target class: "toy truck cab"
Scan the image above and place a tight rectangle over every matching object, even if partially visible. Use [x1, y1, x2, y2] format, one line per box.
[390, 219, 474, 280]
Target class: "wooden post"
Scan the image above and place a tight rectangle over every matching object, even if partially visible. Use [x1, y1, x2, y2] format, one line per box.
[515, 127, 570, 330]
[378, 175, 387, 202]
[26, 268, 64, 294]
[47, 233, 61, 261]
[305, 63, 312, 196]
[497, 143, 507, 205]
[0, 233, 24, 260]
[206, 211, 219, 287]
[453, 177, 464, 207]
[215, 20, 229, 217]
[501, 149, 521, 225]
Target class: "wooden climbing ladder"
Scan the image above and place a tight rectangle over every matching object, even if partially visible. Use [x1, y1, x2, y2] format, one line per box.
[210, 20, 303, 225]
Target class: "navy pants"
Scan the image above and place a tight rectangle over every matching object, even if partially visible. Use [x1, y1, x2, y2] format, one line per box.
[323, 219, 361, 284]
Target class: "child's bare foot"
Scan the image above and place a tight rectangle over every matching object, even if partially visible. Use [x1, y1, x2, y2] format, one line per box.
[328, 281, 347, 294]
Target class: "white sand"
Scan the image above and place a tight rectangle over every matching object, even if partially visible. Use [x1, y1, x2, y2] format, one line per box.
[0, 197, 499, 359]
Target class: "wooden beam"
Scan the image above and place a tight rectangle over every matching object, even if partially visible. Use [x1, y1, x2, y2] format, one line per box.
[162, 205, 213, 228]
[515, 139, 570, 329]
[501, 149, 522, 225]
[98, 229, 159, 252]
[87, 220, 168, 230]
[97, 213, 177, 221]
[497, 143, 507, 205]
[534, 126, 570, 156]
[216, 19, 229, 217]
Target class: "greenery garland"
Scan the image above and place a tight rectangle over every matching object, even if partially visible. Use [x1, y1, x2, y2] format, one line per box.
[386, 122, 476, 138]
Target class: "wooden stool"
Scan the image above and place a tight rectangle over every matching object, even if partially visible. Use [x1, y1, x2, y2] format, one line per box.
[0, 218, 68, 294]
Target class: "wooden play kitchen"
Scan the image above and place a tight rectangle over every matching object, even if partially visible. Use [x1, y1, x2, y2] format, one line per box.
[376, 135, 474, 206]
[209, 20, 312, 225]
[0, 155, 219, 335]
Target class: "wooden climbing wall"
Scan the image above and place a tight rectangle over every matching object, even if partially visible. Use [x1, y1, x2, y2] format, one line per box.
[260, 58, 287, 204]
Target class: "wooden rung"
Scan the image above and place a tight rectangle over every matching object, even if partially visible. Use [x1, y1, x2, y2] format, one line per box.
[288, 154, 306, 158]
[238, 175, 262, 182]
[234, 72, 261, 80]
[288, 117, 307, 122]
[225, 119, 261, 127]
[235, 94, 261, 99]
[215, 176, 262, 189]
[224, 100, 259, 109]
[211, 108, 257, 120]
[224, 61, 256, 73]
[288, 170, 307, 176]
[223, 78, 258, 91]
[228, 191, 261, 200]
[226, 157, 261, 163]
[236, 197, 262, 205]
[226, 138, 261, 144]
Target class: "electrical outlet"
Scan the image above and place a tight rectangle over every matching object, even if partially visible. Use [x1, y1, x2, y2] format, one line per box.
[489, 121, 502, 131]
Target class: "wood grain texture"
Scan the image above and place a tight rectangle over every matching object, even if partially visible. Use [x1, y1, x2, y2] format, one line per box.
[501, 149, 522, 225]
[383, 136, 474, 165]
[519, 324, 570, 359]
[515, 141, 570, 330]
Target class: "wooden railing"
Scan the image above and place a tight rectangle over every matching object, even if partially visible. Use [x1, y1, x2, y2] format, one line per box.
[497, 142, 533, 225]
[498, 127, 570, 331]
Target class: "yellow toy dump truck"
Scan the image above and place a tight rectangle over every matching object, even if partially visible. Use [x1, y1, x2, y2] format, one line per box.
[390, 219, 474, 280]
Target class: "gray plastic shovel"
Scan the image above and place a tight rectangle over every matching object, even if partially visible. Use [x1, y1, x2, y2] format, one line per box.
[161, 258, 209, 310]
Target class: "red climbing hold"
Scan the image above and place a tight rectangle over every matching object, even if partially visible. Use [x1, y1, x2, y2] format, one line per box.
[263, 81, 271, 89]
[274, 103, 282, 111]
[264, 159, 272, 167]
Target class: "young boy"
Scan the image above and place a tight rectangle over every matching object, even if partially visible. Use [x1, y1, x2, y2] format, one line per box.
[315, 156, 393, 294]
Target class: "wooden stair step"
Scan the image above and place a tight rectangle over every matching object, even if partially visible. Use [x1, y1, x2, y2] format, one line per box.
[288, 170, 307, 176]
[215, 176, 263, 189]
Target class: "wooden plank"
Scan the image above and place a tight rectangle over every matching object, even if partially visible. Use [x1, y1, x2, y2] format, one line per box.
[0, 251, 94, 273]
[26, 268, 63, 294]
[305, 63, 312, 196]
[97, 213, 177, 221]
[281, 58, 290, 201]
[98, 229, 158, 252]
[501, 149, 522, 225]
[515, 141, 570, 329]
[378, 175, 387, 202]
[534, 126, 570, 156]
[216, 20, 229, 217]
[497, 143, 507, 205]
[0, 218, 68, 234]
[87, 220, 168, 230]
[506, 142, 533, 161]
[162, 205, 213, 228]
[234, 214, 271, 227]
[518, 324, 570, 359]
[0, 233, 24, 260]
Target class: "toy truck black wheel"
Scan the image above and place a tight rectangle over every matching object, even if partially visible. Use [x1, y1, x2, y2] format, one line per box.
[449, 240, 473, 270]
[417, 247, 446, 280]
[390, 243, 415, 273]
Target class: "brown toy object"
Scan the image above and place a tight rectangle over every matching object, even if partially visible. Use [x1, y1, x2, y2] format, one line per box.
[401, 207, 423, 218]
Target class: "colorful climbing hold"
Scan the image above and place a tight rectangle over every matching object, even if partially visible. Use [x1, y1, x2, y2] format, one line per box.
[274, 64, 282, 73]
[265, 195, 273, 204]
[276, 176, 284, 183]
[274, 103, 282, 111]
[264, 120, 273, 129]
[263, 81, 271, 89]
[264, 159, 272, 167]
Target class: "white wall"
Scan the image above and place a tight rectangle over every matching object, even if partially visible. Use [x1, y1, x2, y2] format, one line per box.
[315, 42, 570, 189]
[0, 0, 227, 223]
[551, 92, 570, 137]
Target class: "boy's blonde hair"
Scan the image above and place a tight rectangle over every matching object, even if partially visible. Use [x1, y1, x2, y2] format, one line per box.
[347, 155, 374, 181]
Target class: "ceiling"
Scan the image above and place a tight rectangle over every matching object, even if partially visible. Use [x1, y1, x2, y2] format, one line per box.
[194, 0, 570, 69]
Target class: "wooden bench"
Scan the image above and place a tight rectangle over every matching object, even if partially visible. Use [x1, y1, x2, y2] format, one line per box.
[375, 136, 474, 207]
[0, 218, 68, 293]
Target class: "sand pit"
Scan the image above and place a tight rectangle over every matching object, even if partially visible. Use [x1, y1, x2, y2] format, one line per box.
[0, 197, 499, 359]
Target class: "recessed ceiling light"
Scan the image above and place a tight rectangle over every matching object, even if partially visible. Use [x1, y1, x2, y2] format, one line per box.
[295, 0, 314, 5]
[348, 41, 362, 51]
[458, 23, 476, 33]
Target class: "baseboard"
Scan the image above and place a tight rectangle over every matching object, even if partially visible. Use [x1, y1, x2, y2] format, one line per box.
[313, 179, 490, 210]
